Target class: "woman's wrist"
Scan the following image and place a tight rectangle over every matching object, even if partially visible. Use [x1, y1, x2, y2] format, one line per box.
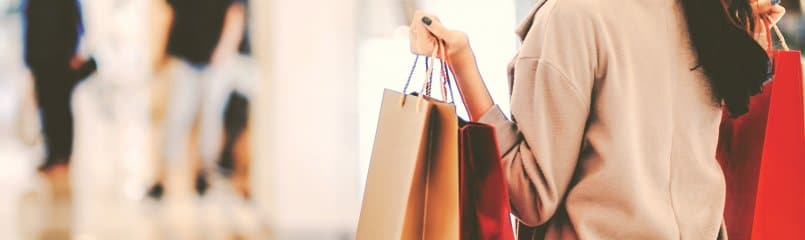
[445, 44, 495, 120]
[447, 43, 477, 74]
[446, 32, 472, 59]
[448, 46, 473, 63]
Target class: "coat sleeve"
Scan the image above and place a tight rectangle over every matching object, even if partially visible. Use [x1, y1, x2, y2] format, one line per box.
[478, 0, 598, 227]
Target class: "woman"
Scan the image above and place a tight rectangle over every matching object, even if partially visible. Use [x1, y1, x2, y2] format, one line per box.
[410, 0, 783, 239]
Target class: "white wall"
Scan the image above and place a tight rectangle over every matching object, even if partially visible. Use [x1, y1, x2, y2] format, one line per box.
[251, 0, 362, 237]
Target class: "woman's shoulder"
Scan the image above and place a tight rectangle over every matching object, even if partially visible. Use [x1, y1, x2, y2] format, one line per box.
[540, 0, 603, 19]
[519, 0, 605, 41]
[524, 0, 606, 35]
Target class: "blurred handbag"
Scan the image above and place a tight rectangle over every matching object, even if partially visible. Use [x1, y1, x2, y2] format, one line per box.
[459, 120, 515, 240]
[717, 25, 805, 240]
[356, 44, 460, 239]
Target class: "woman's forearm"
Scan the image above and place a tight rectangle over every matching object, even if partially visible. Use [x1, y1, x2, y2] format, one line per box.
[212, 3, 246, 64]
[449, 47, 495, 121]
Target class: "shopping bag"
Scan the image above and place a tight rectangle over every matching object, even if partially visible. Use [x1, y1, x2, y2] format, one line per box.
[750, 50, 805, 239]
[459, 120, 515, 240]
[356, 50, 459, 239]
[717, 25, 805, 240]
[717, 81, 770, 240]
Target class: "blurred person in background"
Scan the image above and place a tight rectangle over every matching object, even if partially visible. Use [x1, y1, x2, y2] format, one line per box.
[23, 0, 95, 183]
[148, 0, 252, 199]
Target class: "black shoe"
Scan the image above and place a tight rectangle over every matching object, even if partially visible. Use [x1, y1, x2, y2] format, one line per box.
[195, 173, 210, 196]
[146, 182, 164, 200]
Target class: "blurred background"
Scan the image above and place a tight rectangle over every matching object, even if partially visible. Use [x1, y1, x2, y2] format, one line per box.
[0, 0, 801, 239]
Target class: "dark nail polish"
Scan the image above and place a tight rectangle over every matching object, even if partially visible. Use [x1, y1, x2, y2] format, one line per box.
[422, 16, 432, 26]
[771, 0, 781, 5]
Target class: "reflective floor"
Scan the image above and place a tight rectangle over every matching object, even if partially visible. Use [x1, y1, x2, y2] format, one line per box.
[0, 45, 269, 240]
[13, 169, 266, 240]
[0, 88, 269, 240]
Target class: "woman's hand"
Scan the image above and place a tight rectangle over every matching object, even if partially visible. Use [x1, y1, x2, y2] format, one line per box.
[408, 11, 494, 120]
[409, 11, 470, 58]
[752, 0, 786, 31]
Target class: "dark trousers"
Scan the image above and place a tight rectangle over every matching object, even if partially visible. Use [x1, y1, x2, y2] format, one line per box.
[31, 65, 79, 168]
[218, 92, 249, 176]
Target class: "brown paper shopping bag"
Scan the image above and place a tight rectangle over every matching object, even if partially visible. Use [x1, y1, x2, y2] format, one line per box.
[357, 53, 459, 239]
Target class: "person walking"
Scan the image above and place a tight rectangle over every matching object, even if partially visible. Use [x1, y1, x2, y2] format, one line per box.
[24, 0, 95, 175]
[148, 0, 248, 198]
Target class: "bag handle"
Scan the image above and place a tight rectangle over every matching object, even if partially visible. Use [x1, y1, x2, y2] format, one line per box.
[440, 39, 456, 104]
[771, 24, 789, 51]
[402, 42, 439, 95]
[401, 39, 455, 106]
[761, 17, 789, 80]
[763, 15, 789, 52]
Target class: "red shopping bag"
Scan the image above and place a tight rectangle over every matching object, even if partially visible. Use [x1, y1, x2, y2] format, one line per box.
[717, 82, 771, 240]
[459, 120, 516, 240]
[750, 48, 805, 239]
[717, 27, 805, 239]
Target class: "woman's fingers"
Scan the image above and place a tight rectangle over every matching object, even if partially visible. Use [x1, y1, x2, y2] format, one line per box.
[409, 11, 441, 56]
[749, 0, 785, 34]
[752, 0, 774, 13]
[421, 16, 449, 40]
[768, 5, 786, 24]
[409, 11, 469, 57]
[752, 0, 785, 23]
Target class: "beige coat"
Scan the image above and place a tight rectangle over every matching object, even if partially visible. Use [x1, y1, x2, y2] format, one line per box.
[478, 0, 728, 239]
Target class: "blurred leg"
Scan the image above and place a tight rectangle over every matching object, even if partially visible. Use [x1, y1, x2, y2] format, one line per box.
[28, 68, 74, 239]
[161, 59, 202, 197]
[31, 67, 75, 169]
[198, 65, 235, 172]
[223, 93, 251, 198]
[162, 60, 201, 168]
[219, 92, 250, 176]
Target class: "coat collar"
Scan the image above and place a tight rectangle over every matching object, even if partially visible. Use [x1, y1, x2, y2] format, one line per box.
[516, 0, 549, 41]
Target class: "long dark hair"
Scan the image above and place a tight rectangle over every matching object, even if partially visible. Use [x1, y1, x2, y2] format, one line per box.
[679, 0, 770, 116]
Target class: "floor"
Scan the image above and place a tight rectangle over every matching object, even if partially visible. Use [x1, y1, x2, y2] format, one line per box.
[0, 44, 269, 239]
[0, 75, 270, 240]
